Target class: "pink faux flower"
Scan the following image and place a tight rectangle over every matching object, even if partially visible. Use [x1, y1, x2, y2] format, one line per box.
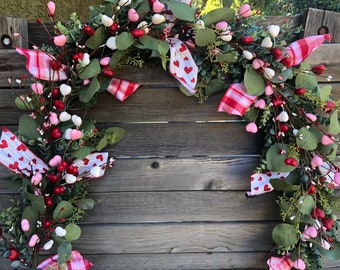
[47, 1, 56, 17]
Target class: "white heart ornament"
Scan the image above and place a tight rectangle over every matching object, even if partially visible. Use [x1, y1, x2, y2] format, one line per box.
[72, 115, 82, 127]
[60, 84, 71, 96]
[152, 14, 165, 25]
[55, 226, 67, 237]
[278, 111, 289, 122]
[261, 36, 273, 48]
[106, 36, 117, 50]
[59, 111, 71, 122]
[267, 25, 280, 38]
[101, 15, 113, 27]
[43, 239, 54, 250]
[65, 173, 77, 184]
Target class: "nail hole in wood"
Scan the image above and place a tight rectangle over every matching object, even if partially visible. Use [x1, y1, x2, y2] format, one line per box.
[1, 34, 12, 47]
[151, 161, 160, 169]
[318, 25, 329, 35]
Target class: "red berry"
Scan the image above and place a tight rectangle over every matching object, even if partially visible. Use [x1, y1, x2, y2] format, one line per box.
[82, 25, 95, 36]
[322, 218, 334, 230]
[280, 56, 293, 67]
[54, 186, 66, 195]
[271, 95, 283, 107]
[294, 87, 306, 95]
[53, 100, 65, 110]
[311, 208, 325, 219]
[44, 196, 53, 207]
[311, 64, 326, 75]
[66, 165, 74, 174]
[50, 60, 62, 71]
[36, 18, 42, 24]
[72, 167, 78, 175]
[8, 247, 20, 261]
[271, 48, 282, 60]
[51, 88, 60, 98]
[309, 184, 316, 194]
[241, 36, 254, 44]
[324, 101, 335, 113]
[279, 123, 289, 132]
[102, 66, 114, 77]
[284, 157, 298, 167]
[44, 219, 51, 229]
[47, 174, 58, 183]
[110, 23, 119, 35]
[131, 29, 145, 38]
[51, 128, 62, 139]
[73, 52, 84, 63]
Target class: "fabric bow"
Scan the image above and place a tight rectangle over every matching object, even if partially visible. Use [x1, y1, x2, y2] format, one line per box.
[37, 250, 93, 270]
[246, 172, 290, 196]
[107, 78, 140, 102]
[16, 48, 68, 81]
[267, 255, 293, 270]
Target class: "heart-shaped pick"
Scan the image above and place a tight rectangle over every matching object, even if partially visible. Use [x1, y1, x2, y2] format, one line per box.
[70, 129, 83, 140]
[59, 111, 71, 122]
[53, 35, 67, 47]
[128, 8, 139, 22]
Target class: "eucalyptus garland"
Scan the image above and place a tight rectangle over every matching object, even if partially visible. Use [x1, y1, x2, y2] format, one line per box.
[0, 1, 339, 269]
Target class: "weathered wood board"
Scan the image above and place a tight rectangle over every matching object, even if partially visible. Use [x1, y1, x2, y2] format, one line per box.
[0, 16, 340, 270]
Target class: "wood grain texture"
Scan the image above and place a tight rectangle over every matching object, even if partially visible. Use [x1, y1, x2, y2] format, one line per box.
[0, 16, 28, 49]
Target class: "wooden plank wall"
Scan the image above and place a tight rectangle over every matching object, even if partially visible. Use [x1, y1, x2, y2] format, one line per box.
[0, 21, 340, 270]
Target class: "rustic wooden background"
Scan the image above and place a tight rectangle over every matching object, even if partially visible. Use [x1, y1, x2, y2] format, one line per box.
[0, 12, 340, 269]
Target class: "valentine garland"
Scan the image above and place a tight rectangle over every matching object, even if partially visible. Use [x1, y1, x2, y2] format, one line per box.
[0, 0, 339, 269]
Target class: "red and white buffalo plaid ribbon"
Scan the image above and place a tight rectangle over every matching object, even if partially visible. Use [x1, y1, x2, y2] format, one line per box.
[16, 48, 68, 81]
[267, 255, 293, 270]
[107, 78, 140, 101]
[285, 34, 331, 66]
[37, 251, 93, 270]
[217, 82, 257, 116]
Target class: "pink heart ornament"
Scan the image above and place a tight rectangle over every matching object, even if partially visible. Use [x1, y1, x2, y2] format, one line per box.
[70, 129, 83, 140]
[128, 8, 139, 22]
[31, 83, 44, 95]
[49, 155, 62, 167]
[321, 134, 334, 145]
[254, 99, 266, 109]
[238, 4, 252, 18]
[153, 1, 165, 13]
[246, 122, 258, 133]
[49, 112, 59, 125]
[53, 34, 67, 47]
[31, 173, 43, 185]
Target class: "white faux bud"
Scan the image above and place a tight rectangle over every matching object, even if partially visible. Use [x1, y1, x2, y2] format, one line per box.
[65, 173, 77, 184]
[59, 111, 71, 122]
[196, 20, 205, 29]
[43, 239, 54, 250]
[106, 36, 117, 50]
[267, 25, 280, 38]
[60, 84, 72, 96]
[101, 15, 114, 27]
[264, 68, 275, 79]
[64, 128, 72, 140]
[81, 53, 90, 66]
[243, 50, 253, 60]
[55, 226, 67, 237]
[71, 115, 82, 127]
[261, 36, 273, 48]
[118, 0, 131, 6]
[220, 33, 232, 42]
[278, 111, 289, 122]
[137, 21, 150, 33]
[152, 14, 165, 24]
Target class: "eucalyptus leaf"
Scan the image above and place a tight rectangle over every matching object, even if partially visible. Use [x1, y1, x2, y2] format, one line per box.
[79, 77, 100, 103]
[105, 127, 126, 145]
[22, 182, 45, 212]
[75, 198, 95, 210]
[272, 223, 298, 247]
[116, 32, 135, 50]
[295, 63, 318, 90]
[324, 240, 340, 260]
[269, 178, 300, 192]
[216, 52, 238, 63]
[72, 146, 95, 159]
[58, 242, 72, 265]
[195, 29, 216, 47]
[244, 69, 265, 96]
[134, 0, 150, 18]
[203, 7, 235, 26]
[65, 223, 81, 242]
[297, 195, 315, 214]
[85, 26, 106, 50]
[138, 35, 169, 53]
[53, 201, 74, 220]
[266, 144, 297, 172]
[161, 0, 195, 21]
[15, 96, 35, 110]
[79, 59, 101, 80]
[296, 127, 319, 150]
[318, 85, 332, 101]
[329, 111, 340, 135]
[22, 206, 39, 236]
[96, 136, 108, 151]
[18, 114, 40, 139]
[109, 50, 127, 68]
[205, 79, 228, 96]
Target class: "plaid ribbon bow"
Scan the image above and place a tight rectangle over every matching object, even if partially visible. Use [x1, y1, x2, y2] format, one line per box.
[285, 34, 331, 66]
[107, 78, 140, 101]
[37, 250, 93, 270]
[16, 48, 68, 81]
[217, 82, 257, 116]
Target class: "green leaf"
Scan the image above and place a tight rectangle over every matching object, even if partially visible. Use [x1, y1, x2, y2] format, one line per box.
[244, 69, 265, 96]
[195, 29, 216, 47]
[203, 7, 235, 26]
[79, 59, 101, 80]
[271, 68, 293, 83]
[272, 223, 298, 247]
[161, 0, 195, 21]
[18, 114, 40, 139]
[10, 261, 21, 268]
[324, 240, 340, 260]
[22, 206, 39, 236]
[266, 144, 297, 172]
[216, 52, 238, 63]
[96, 136, 108, 151]
[75, 198, 95, 210]
[116, 32, 135, 50]
[105, 127, 125, 145]
[296, 127, 319, 150]
[297, 195, 315, 214]
[318, 85, 332, 101]
[79, 77, 100, 103]
[72, 146, 95, 159]
[58, 242, 72, 265]
[109, 50, 126, 68]
[53, 201, 74, 220]
[22, 182, 45, 212]
[205, 79, 228, 96]
[138, 35, 169, 53]
[269, 178, 300, 192]
[65, 223, 81, 242]
[15, 96, 35, 110]
[179, 85, 195, 96]
[85, 26, 106, 50]
[329, 111, 340, 135]
[295, 62, 318, 90]
[134, 0, 151, 18]
[223, 0, 233, 7]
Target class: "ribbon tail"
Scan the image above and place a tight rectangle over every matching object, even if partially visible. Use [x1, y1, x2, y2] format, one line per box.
[107, 78, 140, 101]
[247, 172, 290, 196]
[37, 250, 93, 269]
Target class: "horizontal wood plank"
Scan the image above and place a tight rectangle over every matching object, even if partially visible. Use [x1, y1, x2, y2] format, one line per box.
[0, 156, 259, 192]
